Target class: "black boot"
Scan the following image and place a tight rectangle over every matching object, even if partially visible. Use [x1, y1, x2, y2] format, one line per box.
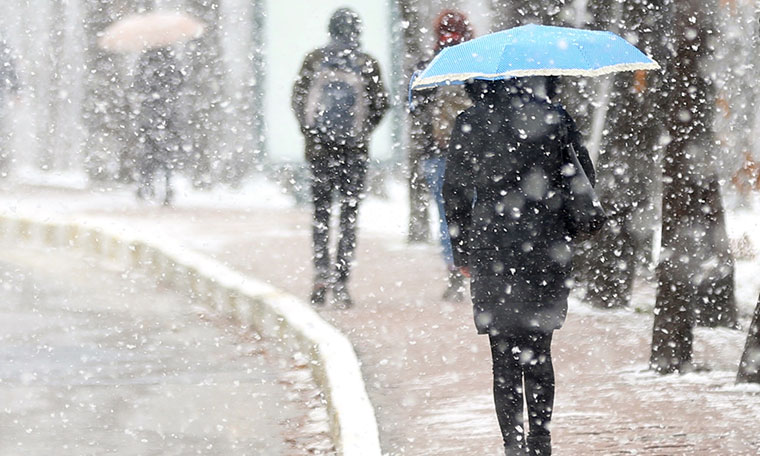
[310, 283, 328, 307]
[527, 434, 551, 456]
[504, 444, 528, 456]
[332, 281, 353, 309]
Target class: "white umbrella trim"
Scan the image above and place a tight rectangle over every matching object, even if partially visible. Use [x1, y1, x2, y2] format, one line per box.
[411, 61, 661, 90]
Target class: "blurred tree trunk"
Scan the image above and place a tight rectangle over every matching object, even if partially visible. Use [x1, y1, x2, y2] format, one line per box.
[397, 0, 430, 243]
[650, 0, 736, 374]
[583, 0, 665, 309]
[250, 0, 266, 164]
[737, 293, 760, 383]
[185, 0, 226, 187]
[39, 0, 66, 171]
[693, 178, 737, 327]
[82, 0, 131, 182]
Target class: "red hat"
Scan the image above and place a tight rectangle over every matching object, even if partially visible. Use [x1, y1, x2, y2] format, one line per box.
[435, 10, 474, 52]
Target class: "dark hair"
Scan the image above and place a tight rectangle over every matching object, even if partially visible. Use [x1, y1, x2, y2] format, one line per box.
[464, 76, 562, 104]
[464, 79, 515, 103]
[434, 10, 474, 51]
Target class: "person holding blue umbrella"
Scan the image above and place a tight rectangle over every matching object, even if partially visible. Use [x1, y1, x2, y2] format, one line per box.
[420, 25, 658, 455]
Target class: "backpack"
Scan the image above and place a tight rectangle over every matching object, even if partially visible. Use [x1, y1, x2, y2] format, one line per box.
[304, 58, 369, 145]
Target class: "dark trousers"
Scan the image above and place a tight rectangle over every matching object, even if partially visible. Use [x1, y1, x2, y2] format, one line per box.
[137, 125, 178, 204]
[489, 330, 555, 454]
[308, 146, 367, 285]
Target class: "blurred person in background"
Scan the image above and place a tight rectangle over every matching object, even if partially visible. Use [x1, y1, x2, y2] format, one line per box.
[408, 10, 474, 302]
[292, 8, 389, 308]
[132, 46, 183, 206]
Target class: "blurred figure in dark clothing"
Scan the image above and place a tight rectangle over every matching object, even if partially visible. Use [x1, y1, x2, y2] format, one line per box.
[292, 8, 389, 308]
[133, 47, 183, 206]
[409, 10, 474, 301]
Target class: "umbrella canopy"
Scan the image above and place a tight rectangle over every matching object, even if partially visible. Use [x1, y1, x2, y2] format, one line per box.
[411, 24, 659, 90]
[98, 11, 205, 53]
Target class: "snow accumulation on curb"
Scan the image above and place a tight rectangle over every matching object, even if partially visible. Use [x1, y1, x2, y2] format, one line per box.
[0, 212, 382, 456]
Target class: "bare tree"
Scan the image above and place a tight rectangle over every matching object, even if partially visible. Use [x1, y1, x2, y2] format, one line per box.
[38, 1, 65, 171]
[396, 0, 431, 243]
[184, 0, 226, 187]
[584, 0, 665, 309]
[82, 0, 132, 182]
[650, 0, 736, 374]
[737, 293, 760, 384]
[250, 0, 266, 165]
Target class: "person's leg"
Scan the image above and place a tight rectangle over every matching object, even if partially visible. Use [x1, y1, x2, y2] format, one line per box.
[522, 331, 555, 456]
[309, 152, 334, 305]
[408, 153, 430, 243]
[137, 134, 157, 199]
[423, 157, 463, 301]
[489, 332, 527, 454]
[423, 157, 454, 266]
[334, 151, 367, 307]
[162, 161, 173, 206]
[161, 146, 174, 206]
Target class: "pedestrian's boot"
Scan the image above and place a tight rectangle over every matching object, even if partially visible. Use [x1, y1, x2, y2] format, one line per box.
[503, 442, 527, 456]
[407, 217, 430, 243]
[310, 282, 328, 307]
[442, 268, 465, 302]
[332, 281, 353, 309]
[527, 434, 551, 456]
[162, 182, 174, 207]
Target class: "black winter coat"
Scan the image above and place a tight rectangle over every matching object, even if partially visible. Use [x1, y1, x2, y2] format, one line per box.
[443, 91, 595, 335]
[133, 48, 183, 155]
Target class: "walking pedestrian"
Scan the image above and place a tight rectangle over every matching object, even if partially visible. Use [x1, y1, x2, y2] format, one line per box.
[291, 8, 389, 308]
[132, 46, 183, 206]
[443, 77, 595, 455]
[409, 10, 473, 301]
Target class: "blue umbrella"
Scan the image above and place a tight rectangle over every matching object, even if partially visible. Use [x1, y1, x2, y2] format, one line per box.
[411, 24, 659, 91]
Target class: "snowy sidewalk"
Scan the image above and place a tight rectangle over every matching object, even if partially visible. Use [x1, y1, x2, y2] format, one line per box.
[3, 179, 760, 455]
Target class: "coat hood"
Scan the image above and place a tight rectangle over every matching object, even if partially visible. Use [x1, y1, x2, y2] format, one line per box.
[329, 8, 361, 48]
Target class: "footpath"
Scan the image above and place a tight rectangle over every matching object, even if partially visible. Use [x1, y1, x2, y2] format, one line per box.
[3, 180, 760, 455]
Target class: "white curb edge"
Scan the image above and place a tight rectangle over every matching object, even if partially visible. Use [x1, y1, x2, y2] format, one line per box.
[0, 212, 382, 456]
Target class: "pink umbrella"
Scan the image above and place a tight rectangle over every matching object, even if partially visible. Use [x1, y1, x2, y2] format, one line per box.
[98, 11, 205, 53]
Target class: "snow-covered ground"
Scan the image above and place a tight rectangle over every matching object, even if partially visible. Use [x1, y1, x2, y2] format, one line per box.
[3, 166, 760, 454]
[9, 165, 760, 317]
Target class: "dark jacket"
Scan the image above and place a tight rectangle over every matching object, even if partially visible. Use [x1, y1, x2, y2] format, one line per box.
[133, 48, 183, 149]
[291, 43, 388, 161]
[409, 69, 472, 162]
[443, 85, 594, 334]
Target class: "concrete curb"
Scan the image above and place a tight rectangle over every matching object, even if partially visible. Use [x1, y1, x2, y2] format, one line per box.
[0, 212, 382, 456]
